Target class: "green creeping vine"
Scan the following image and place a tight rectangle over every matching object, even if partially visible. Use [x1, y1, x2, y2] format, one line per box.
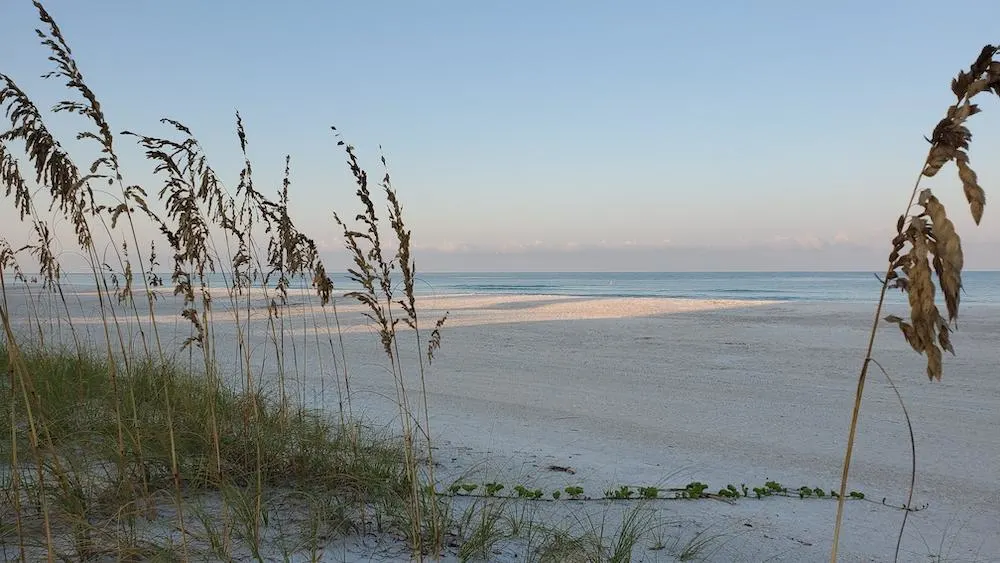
[438, 479, 889, 505]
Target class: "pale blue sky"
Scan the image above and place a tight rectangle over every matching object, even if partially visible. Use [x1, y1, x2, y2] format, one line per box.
[2, 1, 999, 271]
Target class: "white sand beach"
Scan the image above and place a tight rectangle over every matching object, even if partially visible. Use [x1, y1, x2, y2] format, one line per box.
[3, 289, 998, 561]
[334, 295, 1000, 562]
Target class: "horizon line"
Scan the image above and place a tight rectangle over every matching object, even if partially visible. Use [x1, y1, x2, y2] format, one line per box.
[19, 269, 1000, 276]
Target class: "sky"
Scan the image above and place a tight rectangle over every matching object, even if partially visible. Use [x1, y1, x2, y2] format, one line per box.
[1, 0, 999, 272]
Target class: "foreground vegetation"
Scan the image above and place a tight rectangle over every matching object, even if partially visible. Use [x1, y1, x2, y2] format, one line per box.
[0, 346, 412, 560]
[2, 346, 886, 560]
[1, 1, 450, 559]
[0, 2, 995, 561]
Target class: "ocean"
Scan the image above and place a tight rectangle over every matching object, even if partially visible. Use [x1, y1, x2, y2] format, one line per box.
[48, 271, 1000, 305]
[412, 271, 1000, 304]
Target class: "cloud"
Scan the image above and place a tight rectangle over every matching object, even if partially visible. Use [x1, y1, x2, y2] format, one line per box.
[767, 235, 831, 251]
[318, 236, 914, 272]
[318, 228, 1000, 271]
[413, 238, 678, 254]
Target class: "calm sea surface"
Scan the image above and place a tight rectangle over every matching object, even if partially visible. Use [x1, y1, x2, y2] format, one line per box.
[411, 271, 1000, 304]
[53, 271, 1000, 305]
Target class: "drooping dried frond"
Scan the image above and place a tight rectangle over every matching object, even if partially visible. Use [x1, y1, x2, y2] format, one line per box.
[116, 239, 134, 306]
[0, 240, 18, 287]
[0, 240, 33, 292]
[265, 154, 322, 303]
[180, 307, 205, 350]
[0, 239, 13, 270]
[922, 45, 998, 224]
[32, 0, 120, 182]
[147, 240, 164, 289]
[233, 113, 277, 223]
[336, 207, 393, 356]
[26, 219, 61, 291]
[887, 213, 954, 380]
[955, 152, 985, 225]
[333, 127, 394, 300]
[0, 74, 95, 248]
[921, 191, 963, 321]
[266, 155, 293, 300]
[907, 217, 942, 379]
[228, 112, 280, 292]
[312, 259, 334, 306]
[330, 127, 399, 357]
[382, 150, 417, 328]
[882, 44, 997, 381]
[883, 315, 919, 352]
[427, 313, 448, 365]
[0, 142, 31, 220]
[122, 121, 227, 282]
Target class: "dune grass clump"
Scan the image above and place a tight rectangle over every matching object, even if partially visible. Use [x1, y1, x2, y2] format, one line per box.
[0, 346, 407, 493]
[0, 345, 411, 559]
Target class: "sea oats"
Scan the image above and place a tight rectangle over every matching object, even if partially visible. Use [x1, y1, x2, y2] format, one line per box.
[834, 43, 998, 561]
[3, 4, 458, 560]
[882, 45, 999, 378]
[0, 75, 94, 249]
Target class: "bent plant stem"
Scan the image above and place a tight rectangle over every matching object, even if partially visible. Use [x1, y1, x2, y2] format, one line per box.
[831, 170, 925, 562]
[868, 358, 918, 563]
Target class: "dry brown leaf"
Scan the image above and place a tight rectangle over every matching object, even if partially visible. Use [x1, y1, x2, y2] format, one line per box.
[929, 115, 971, 146]
[990, 62, 1000, 96]
[890, 253, 909, 273]
[951, 70, 973, 99]
[931, 251, 944, 291]
[948, 102, 980, 122]
[922, 143, 956, 177]
[937, 317, 955, 355]
[884, 315, 921, 353]
[889, 276, 909, 292]
[966, 78, 991, 98]
[955, 153, 987, 224]
[904, 219, 950, 380]
[923, 194, 964, 321]
[904, 222, 935, 337]
[926, 343, 943, 381]
[971, 45, 998, 77]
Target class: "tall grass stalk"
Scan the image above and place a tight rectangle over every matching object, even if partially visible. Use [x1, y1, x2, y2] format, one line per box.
[832, 45, 996, 562]
[331, 131, 449, 558]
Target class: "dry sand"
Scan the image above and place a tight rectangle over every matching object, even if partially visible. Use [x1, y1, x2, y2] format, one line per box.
[334, 295, 999, 562]
[3, 289, 998, 561]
